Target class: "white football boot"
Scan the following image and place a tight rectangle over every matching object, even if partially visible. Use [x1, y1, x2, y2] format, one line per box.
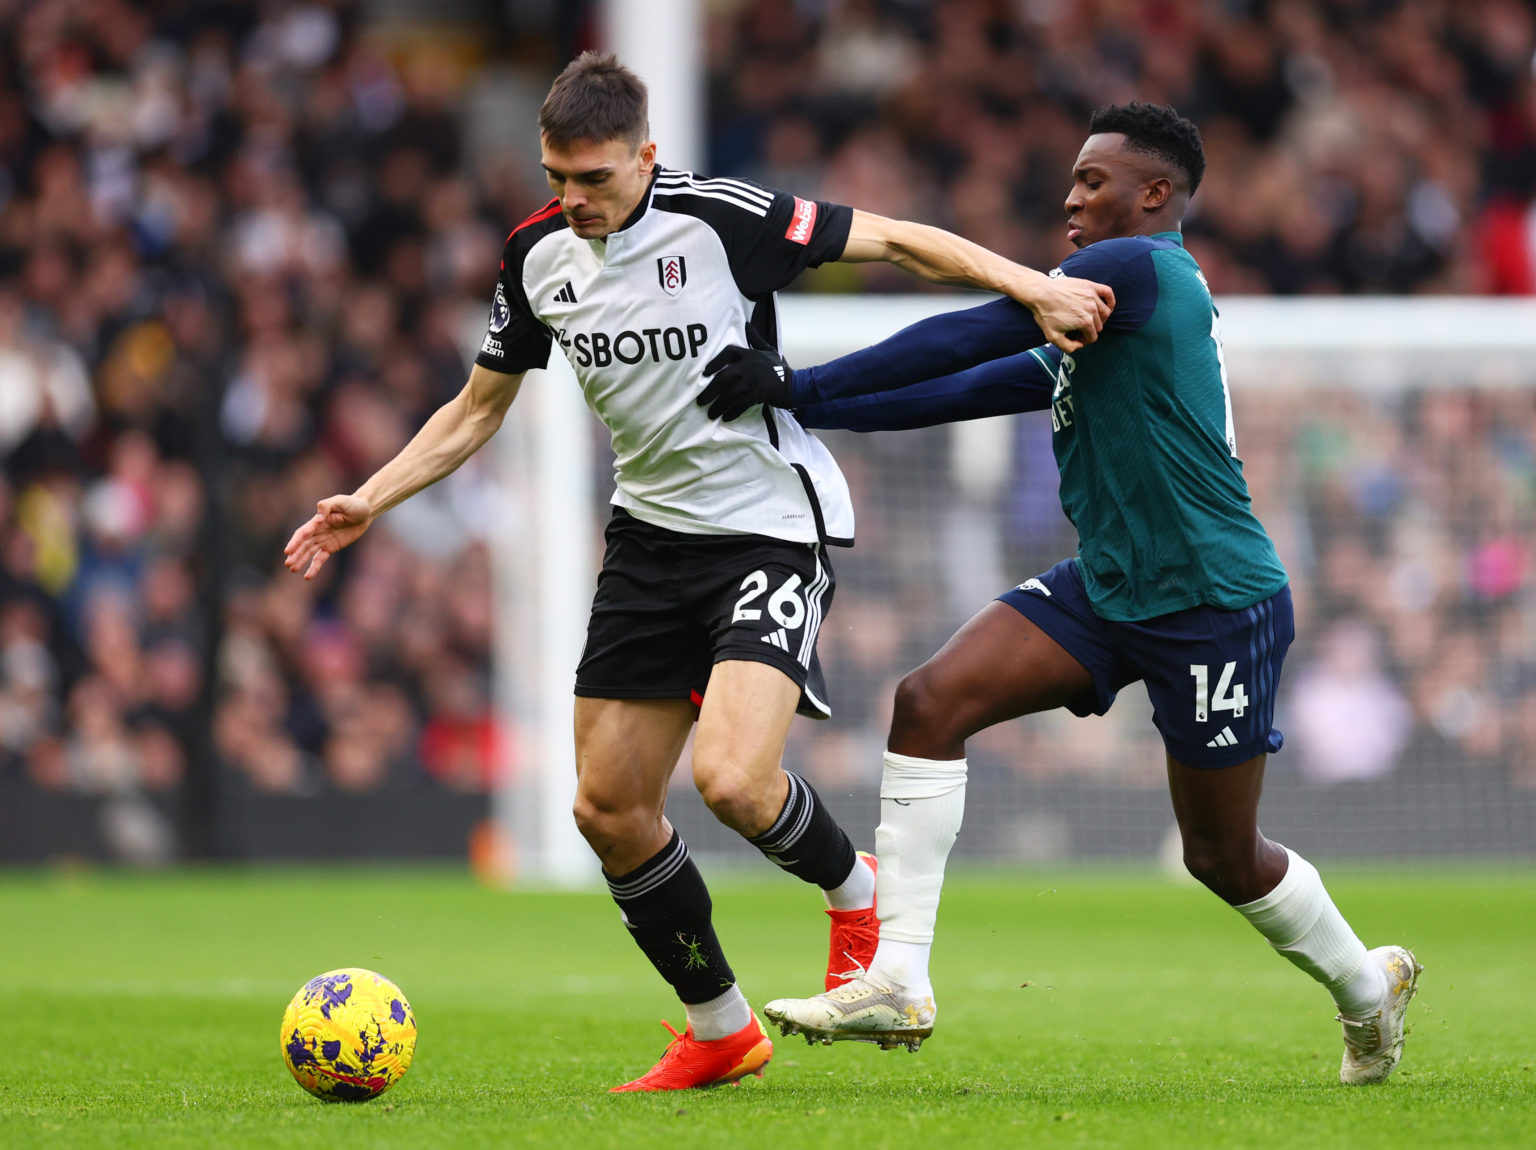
[763, 976, 936, 1052]
[1337, 945, 1422, 1085]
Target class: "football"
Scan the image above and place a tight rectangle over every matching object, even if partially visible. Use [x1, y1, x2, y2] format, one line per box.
[280, 968, 417, 1101]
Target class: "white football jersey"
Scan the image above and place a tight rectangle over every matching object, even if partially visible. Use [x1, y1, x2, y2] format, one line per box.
[475, 167, 855, 545]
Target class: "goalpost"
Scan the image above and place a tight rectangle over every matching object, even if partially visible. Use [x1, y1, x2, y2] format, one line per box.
[489, 293, 1536, 884]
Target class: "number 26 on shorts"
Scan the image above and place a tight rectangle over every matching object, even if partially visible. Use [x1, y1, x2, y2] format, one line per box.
[732, 570, 806, 629]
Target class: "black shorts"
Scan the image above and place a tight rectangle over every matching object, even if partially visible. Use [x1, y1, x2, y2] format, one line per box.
[575, 509, 835, 718]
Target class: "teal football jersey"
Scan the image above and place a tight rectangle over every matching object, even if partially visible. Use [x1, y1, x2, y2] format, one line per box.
[1037, 234, 1287, 618]
[795, 232, 1288, 620]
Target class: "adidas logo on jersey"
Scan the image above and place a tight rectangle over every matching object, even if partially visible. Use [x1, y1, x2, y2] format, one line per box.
[553, 281, 578, 304]
[1206, 726, 1239, 748]
[761, 628, 790, 651]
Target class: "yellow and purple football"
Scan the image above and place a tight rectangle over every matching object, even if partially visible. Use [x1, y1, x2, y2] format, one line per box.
[280, 968, 417, 1101]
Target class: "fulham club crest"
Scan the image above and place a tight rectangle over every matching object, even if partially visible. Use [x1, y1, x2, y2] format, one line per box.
[657, 255, 687, 296]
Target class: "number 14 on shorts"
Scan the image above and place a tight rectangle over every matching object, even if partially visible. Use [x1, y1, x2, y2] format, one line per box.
[1190, 661, 1247, 722]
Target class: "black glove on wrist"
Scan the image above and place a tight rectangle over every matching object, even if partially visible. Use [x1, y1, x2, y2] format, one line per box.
[697, 327, 795, 421]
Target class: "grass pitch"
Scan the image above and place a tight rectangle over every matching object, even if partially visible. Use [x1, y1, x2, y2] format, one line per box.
[1, 863, 1532, 1148]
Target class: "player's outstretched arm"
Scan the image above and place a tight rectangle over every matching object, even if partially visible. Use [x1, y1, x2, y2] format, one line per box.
[283, 364, 524, 580]
[838, 210, 1115, 352]
[796, 347, 1058, 432]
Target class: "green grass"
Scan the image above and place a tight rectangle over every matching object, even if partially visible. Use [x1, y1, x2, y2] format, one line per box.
[1, 863, 1532, 1148]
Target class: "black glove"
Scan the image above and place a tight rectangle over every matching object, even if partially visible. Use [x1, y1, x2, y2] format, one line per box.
[697, 328, 795, 421]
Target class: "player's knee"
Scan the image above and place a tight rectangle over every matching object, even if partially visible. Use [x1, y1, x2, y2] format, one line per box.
[891, 667, 964, 746]
[1180, 830, 1263, 903]
[571, 792, 646, 852]
[1180, 836, 1224, 890]
[693, 759, 772, 834]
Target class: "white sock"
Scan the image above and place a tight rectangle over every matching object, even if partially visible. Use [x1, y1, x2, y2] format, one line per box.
[868, 938, 931, 991]
[1234, 847, 1385, 1017]
[684, 984, 752, 1041]
[823, 852, 876, 911]
[864, 752, 967, 996]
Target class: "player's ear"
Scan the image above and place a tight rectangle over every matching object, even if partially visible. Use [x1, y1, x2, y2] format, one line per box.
[1143, 176, 1173, 212]
[637, 139, 657, 173]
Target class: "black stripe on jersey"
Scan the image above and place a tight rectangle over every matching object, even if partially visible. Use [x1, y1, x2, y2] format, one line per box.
[791, 462, 847, 548]
[751, 299, 782, 447]
[749, 299, 778, 345]
[760, 299, 852, 546]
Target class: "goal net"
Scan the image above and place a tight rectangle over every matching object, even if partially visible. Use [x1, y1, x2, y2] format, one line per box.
[493, 295, 1536, 879]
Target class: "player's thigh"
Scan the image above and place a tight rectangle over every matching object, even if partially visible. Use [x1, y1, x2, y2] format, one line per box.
[893, 600, 1098, 743]
[1165, 750, 1267, 839]
[573, 695, 696, 817]
[692, 658, 801, 792]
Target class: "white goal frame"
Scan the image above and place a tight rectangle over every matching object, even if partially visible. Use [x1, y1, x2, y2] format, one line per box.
[490, 294, 1536, 884]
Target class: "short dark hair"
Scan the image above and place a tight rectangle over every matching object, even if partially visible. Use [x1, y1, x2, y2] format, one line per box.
[539, 51, 649, 148]
[1088, 102, 1205, 194]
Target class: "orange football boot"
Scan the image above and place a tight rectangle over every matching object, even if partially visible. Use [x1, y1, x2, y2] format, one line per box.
[609, 1014, 773, 1093]
[825, 852, 880, 990]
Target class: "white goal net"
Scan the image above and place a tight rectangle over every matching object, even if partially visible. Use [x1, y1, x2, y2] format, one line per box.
[493, 295, 1536, 880]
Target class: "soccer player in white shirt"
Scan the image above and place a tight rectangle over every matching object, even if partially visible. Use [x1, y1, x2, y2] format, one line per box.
[284, 51, 1113, 1092]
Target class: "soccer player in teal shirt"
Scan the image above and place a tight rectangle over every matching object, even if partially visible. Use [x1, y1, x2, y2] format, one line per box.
[698, 103, 1420, 1084]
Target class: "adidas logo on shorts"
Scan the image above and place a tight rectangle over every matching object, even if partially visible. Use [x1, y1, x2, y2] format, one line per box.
[1206, 726, 1239, 748]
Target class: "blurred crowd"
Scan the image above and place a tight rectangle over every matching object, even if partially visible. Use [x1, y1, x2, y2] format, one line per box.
[2, 0, 1535, 831]
[709, 0, 1536, 295]
[0, 0, 550, 804]
[720, 0, 1536, 790]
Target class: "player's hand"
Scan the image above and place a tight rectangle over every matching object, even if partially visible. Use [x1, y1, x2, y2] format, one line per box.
[283, 494, 374, 580]
[1024, 275, 1116, 353]
[697, 328, 795, 421]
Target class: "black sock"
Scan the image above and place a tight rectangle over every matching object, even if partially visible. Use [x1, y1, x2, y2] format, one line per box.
[748, 772, 857, 890]
[605, 830, 736, 1005]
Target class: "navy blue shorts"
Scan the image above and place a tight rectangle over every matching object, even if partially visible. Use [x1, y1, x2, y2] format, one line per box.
[997, 559, 1293, 768]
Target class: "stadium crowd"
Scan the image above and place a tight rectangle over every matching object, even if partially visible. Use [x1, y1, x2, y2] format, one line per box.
[710, 0, 1536, 295]
[2, 0, 1535, 835]
[0, 0, 537, 805]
